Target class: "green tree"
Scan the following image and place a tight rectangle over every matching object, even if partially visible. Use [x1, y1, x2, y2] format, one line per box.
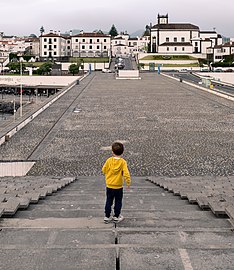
[69, 63, 80, 75]
[9, 53, 18, 62]
[37, 62, 52, 75]
[8, 62, 26, 74]
[40, 26, 45, 36]
[109, 24, 118, 37]
[137, 63, 145, 70]
[143, 25, 151, 36]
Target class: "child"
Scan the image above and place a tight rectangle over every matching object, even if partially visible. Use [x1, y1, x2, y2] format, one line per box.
[102, 142, 131, 223]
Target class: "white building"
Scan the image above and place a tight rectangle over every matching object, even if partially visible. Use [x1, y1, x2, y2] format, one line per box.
[111, 35, 131, 57]
[71, 32, 111, 57]
[207, 41, 234, 63]
[128, 36, 150, 53]
[40, 31, 111, 60]
[111, 33, 150, 57]
[150, 14, 222, 57]
[40, 31, 71, 60]
[25, 38, 40, 57]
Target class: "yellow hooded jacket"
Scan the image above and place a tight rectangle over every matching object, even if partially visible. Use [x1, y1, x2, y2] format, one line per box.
[102, 157, 131, 189]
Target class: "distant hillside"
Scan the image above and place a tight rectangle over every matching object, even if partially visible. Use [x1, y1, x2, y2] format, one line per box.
[130, 29, 144, 37]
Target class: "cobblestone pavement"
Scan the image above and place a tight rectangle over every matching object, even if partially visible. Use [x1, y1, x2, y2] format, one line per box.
[0, 72, 233, 177]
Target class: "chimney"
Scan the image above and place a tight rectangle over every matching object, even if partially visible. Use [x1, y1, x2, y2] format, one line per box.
[49, 30, 53, 34]
[80, 30, 84, 35]
[70, 30, 72, 36]
[58, 30, 61, 36]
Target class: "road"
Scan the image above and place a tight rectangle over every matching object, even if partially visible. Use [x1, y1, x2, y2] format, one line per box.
[166, 71, 234, 97]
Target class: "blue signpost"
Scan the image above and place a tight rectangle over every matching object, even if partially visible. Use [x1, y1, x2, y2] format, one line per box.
[158, 64, 161, 74]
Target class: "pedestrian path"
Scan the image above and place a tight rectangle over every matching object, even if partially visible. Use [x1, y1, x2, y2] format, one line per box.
[0, 176, 234, 269]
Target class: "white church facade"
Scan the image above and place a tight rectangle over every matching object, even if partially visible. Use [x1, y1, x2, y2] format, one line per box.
[150, 14, 222, 58]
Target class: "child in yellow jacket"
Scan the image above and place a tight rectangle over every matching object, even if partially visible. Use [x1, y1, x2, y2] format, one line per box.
[102, 142, 131, 223]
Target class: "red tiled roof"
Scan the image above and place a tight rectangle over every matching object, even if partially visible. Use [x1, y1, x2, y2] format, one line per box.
[159, 42, 192, 46]
[152, 23, 199, 30]
[73, 33, 110, 38]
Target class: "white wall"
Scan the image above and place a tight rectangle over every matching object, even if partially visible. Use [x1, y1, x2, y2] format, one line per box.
[158, 46, 193, 54]
[0, 75, 79, 86]
[61, 62, 109, 71]
[0, 161, 35, 177]
[159, 30, 193, 43]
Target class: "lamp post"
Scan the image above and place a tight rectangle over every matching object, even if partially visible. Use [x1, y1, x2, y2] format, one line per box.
[20, 60, 23, 117]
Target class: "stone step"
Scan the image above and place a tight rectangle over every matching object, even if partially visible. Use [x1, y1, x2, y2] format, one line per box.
[0, 197, 20, 216]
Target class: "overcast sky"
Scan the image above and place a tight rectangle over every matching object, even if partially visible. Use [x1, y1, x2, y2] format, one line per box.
[0, 0, 233, 37]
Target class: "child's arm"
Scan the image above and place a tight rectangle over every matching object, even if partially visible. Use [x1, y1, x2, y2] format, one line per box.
[102, 160, 109, 174]
[123, 161, 131, 187]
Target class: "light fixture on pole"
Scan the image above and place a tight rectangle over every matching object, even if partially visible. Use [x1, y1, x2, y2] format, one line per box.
[20, 60, 23, 117]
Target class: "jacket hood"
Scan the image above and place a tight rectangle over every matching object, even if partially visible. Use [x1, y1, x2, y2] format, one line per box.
[110, 157, 124, 175]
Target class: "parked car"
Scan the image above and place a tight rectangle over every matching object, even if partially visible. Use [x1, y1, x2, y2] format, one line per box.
[214, 68, 223, 72]
[102, 68, 112, 73]
[179, 69, 188, 73]
[224, 69, 233, 72]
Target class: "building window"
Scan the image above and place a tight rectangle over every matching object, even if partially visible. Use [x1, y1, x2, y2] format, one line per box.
[166, 37, 169, 42]
[82, 39, 85, 42]
[90, 39, 92, 43]
[44, 45, 47, 48]
[97, 39, 99, 42]
[104, 39, 106, 42]
[54, 52, 57, 55]
[67, 46, 70, 49]
[44, 52, 47, 55]
[82, 45, 85, 49]
[104, 46, 106, 49]
[44, 38, 47, 42]
[49, 38, 52, 44]
[54, 38, 57, 42]
[75, 39, 78, 42]
[89, 45, 92, 49]
[167, 47, 169, 51]
[97, 45, 100, 49]
[182, 47, 185, 51]
[195, 42, 198, 46]
[174, 37, 177, 42]
[67, 40, 70, 44]
[174, 47, 177, 51]
[181, 37, 185, 42]
[54, 45, 57, 48]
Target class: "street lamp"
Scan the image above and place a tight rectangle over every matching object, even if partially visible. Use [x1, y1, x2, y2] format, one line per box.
[20, 60, 23, 117]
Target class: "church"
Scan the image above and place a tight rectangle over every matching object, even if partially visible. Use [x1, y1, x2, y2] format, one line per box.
[150, 14, 222, 58]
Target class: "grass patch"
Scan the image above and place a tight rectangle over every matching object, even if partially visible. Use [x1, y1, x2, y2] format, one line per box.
[140, 55, 198, 61]
[69, 57, 109, 63]
[143, 63, 199, 67]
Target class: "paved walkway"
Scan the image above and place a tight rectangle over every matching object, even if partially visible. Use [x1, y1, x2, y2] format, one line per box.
[0, 177, 234, 270]
[0, 72, 234, 269]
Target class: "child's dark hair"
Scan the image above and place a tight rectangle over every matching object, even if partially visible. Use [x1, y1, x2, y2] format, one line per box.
[112, 142, 124, 156]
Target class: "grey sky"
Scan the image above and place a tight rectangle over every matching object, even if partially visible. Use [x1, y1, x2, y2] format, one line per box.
[0, 0, 233, 37]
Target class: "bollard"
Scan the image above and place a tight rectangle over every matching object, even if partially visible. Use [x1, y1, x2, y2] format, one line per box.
[76, 80, 79, 85]
[180, 78, 183, 83]
[5, 135, 10, 142]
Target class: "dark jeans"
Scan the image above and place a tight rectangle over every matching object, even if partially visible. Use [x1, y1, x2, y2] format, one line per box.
[105, 187, 123, 218]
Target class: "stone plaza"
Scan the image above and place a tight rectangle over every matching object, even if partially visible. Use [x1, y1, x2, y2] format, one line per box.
[0, 72, 234, 269]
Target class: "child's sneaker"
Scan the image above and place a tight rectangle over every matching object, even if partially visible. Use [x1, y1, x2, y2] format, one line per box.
[104, 216, 112, 223]
[113, 215, 124, 223]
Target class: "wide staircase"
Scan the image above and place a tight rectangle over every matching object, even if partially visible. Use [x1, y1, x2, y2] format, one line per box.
[0, 176, 234, 269]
